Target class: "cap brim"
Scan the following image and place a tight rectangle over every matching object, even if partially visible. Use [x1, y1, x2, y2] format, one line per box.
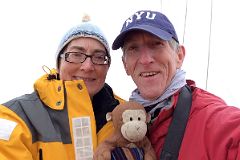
[112, 24, 173, 50]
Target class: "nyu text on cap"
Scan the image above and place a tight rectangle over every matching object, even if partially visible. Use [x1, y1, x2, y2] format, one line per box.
[112, 10, 179, 50]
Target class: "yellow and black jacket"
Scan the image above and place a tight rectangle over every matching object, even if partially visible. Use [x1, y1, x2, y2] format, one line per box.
[0, 70, 124, 160]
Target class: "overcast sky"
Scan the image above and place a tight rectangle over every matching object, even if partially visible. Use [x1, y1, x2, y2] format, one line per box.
[0, 0, 239, 107]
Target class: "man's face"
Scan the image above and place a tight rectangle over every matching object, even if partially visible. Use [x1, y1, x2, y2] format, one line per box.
[122, 31, 185, 100]
[58, 37, 109, 99]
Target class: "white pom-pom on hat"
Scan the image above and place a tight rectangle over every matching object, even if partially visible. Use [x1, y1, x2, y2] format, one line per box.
[82, 14, 91, 22]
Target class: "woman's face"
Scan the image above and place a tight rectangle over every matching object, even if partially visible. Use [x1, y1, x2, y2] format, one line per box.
[58, 37, 109, 99]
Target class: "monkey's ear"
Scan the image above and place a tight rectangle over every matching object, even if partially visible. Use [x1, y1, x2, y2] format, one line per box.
[146, 113, 151, 123]
[106, 112, 113, 122]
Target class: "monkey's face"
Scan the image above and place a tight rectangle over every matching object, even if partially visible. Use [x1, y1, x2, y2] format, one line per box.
[121, 109, 148, 142]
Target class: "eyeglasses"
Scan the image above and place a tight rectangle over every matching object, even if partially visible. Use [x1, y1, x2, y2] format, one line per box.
[60, 51, 110, 65]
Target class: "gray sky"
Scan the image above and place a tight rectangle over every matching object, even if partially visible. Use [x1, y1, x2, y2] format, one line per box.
[0, 0, 239, 107]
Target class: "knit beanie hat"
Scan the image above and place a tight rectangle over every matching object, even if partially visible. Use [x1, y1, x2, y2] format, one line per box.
[56, 15, 110, 69]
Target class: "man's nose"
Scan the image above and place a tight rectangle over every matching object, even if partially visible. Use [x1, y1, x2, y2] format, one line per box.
[138, 46, 154, 64]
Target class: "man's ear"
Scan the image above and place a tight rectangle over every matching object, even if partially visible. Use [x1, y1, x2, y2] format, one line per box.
[106, 112, 113, 122]
[122, 56, 130, 75]
[176, 45, 185, 68]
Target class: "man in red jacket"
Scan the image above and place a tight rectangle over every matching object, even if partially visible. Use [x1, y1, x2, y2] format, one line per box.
[112, 10, 240, 159]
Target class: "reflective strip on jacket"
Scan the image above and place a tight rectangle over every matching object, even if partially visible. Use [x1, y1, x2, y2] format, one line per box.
[0, 70, 124, 160]
[149, 80, 240, 160]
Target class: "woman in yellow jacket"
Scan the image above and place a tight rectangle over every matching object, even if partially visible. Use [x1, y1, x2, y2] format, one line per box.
[0, 17, 124, 160]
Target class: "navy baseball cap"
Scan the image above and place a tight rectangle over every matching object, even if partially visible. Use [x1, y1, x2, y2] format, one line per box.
[112, 10, 179, 50]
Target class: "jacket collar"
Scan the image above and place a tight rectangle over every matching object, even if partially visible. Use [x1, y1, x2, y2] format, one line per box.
[34, 69, 66, 110]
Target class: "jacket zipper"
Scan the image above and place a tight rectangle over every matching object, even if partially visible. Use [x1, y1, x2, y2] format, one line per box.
[39, 149, 43, 160]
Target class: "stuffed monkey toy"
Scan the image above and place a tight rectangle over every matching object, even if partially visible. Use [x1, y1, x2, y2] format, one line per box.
[93, 101, 156, 160]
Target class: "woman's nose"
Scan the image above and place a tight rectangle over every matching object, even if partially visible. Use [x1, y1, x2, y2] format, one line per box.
[80, 57, 94, 71]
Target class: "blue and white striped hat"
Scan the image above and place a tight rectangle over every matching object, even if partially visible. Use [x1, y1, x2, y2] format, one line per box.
[56, 16, 110, 68]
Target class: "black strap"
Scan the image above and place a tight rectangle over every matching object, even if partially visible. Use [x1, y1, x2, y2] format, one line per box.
[160, 85, 192, 160]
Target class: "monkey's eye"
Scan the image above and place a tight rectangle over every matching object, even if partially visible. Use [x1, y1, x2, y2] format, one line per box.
[130, 117, 133, 121]
[138, 117, 141, 121]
